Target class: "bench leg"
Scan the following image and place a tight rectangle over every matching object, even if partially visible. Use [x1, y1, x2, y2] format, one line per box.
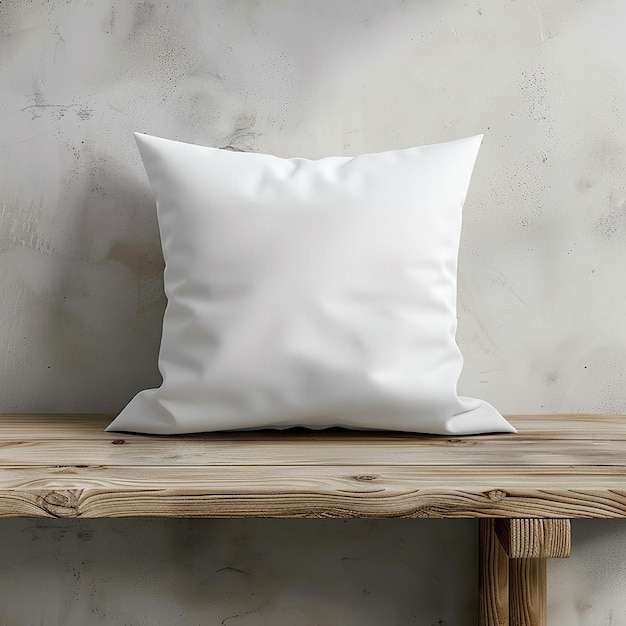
[479, 519, 571, 626]
[480, 519, 509, 625]
[509, 557, 546, 626]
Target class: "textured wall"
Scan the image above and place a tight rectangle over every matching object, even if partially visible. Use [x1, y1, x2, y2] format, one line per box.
[1, 0, 626, 623]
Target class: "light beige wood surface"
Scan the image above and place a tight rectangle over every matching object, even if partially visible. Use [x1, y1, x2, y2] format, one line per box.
[1, 413, 624, 440]
[1, 413, 626, 519]
[495, 519, 571, 559]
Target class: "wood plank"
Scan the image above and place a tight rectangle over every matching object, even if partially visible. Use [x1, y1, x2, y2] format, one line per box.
[510, 558, 546, 626]
[4, 464, 626, 489]
[1, 414, 626, 440]
[2, 414, 626, 519]
[508, 414, 626, 440]
[479, 519, 509, 625]
[4, 435, 626, 468]
[495, 519, 571, 559]
[2, 465, 626, 518]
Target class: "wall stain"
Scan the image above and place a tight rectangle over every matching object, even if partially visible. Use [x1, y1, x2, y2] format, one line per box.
[216, 566, 251, 575]
[2, 103, 94, 122]
[76, 528, 94, 542]
[102, 240, 166, 322]
[0, 199, 54, 256]
[594, 192, 626, 243]
[104, 240, 164, 280]
[519, 65, 550, 123]
[221, 603, 267, 626]
[220, 112, 257, 151]
[44, 302, 91, 372]
[105, 3, 117, 35]
[545, 371, 559, 385]
[129, 2, 156, 40]
[595, 210, 621, 241]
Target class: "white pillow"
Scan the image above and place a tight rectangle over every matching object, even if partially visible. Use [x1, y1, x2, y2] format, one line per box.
[106, 133, 515, 435]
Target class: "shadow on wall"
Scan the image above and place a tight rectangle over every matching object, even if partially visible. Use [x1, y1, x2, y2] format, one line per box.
[66, 153, 167, 409]
[0, 145, 167, 413]
[0, 517, 477, 626]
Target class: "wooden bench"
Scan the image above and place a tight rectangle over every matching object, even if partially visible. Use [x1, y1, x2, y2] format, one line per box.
[1, 413, 624, 625]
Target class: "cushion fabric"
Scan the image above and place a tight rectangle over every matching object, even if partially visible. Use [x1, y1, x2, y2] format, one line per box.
[106, 133, 515, 435]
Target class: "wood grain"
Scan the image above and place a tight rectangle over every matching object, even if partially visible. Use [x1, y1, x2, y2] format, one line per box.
[1, 465, 626, 518]
[510, 558, 546, 626]
[4, 435, 626, 467]
[1, 414, 626, 518]
[479, 519, 509, 626]
[495, 519, 571, 559]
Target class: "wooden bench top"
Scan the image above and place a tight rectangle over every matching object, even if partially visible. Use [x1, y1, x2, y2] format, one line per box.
[1, 413, 626, 519]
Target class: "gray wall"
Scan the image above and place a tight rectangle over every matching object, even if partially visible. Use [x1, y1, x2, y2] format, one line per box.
[1, 0, 626, 623]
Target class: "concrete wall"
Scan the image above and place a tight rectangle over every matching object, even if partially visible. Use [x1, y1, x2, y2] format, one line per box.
[1, 0, 625, 623]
